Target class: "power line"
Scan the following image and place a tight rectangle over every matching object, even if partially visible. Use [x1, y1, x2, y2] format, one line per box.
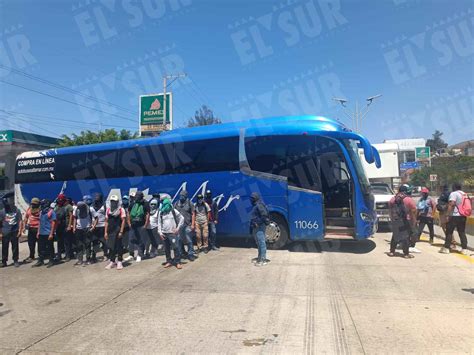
[0, 114, 61, 138]
[0, 64, 137, 115]
[0, 79, 136, 123]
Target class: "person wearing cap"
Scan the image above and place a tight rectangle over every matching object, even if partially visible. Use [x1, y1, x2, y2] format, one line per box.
[205, 190, 220, 251]
[145, 198, 160, 258]
[192, 194, 211, 253]
[128, 191, 150, 262]
[415, 187, 436, 246]
[158, 198, 184, 269]
[22, 197, 41, 263]
[121, 195, 133, 261]
[388, 185, 417, 258]
[54, 194, 74, 261]
[34, 199, 57, 268]
[104, 195, 126, 270]
[249, 192, 270, 266]
[0, 192, 23, 268]
[73, 196, 93, 266]
[174, 190, 197, 261]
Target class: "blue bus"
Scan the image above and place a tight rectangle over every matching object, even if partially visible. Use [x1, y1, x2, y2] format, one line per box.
[14, 115, 380, 248]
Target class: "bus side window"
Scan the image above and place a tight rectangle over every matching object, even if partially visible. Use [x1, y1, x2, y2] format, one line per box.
[55, 153, 88, 181]
[244, 135, 288, 176]
[116, 144, 173, 178]
[286, 136, 321, 191]
[86, 150, 118, 179]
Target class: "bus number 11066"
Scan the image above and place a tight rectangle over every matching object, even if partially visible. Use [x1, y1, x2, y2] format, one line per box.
[294, 220, 319, 230]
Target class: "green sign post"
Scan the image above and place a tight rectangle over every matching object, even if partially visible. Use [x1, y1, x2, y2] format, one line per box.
[0, 130, 12, 143]
[139, 93, 172, 136]
[415, 146, 430, 160]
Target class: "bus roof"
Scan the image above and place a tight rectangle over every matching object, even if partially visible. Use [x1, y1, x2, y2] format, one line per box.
[18, 115, 353, 157]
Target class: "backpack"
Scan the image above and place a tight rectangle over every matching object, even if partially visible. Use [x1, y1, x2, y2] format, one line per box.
[455, 192, 472, 217]
[130, 202, 145, 223]
[437, 194, 449, 212]
[392, 195, 408, 221]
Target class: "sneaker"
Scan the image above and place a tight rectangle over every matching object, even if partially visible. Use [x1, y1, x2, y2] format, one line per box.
[136, 256, 142, 263]
[85, 260, 92, 266]
[105, 261, 115, 270]
[439, 247, 450, 254]
[23, 257, 34, 263]
[33, 260, 44, 267]
[203, 249, 209, 254]
[251, 257, 259, 264]
[46, 261, 55, 268]
[260, 260, 268, 266]
[461, 249, 470, 255]
[409, 247, 421, 254]
[176, 263, 183, 270]
[255, 261, 263, 267]
[64, 257, 71, 262]
[116, 261, 124, 270]
[403, 254, 415, 259]
[1, 262, 7, 268]
[14, 261, 21, 268]
[163, 262, 173, 268]
[189, 255, 197, 262]
[429, 238, 434, 244]
[74, 260, 83, 266]
[387, 252, 395, 257]
[211, 246, 219, 251]
[124, 255, 133, 262]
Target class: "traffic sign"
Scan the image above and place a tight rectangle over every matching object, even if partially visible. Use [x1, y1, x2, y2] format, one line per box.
[0, 130, 12, 143]
[430, 174, 438, 182]
[415, 146, 430, 160]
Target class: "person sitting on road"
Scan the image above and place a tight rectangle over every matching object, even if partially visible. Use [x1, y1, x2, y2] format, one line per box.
[158, 198, 184, 269]
[249, 192, 270, 266]
[388, 185, 417, 259]
[192, 194, 211, 254]
[0, 192, 23, 268]
[174, 190, 197, 261]
[415, 187, 436, 245]
[439, 183, 471, 255]
[104, 195, 126, 270]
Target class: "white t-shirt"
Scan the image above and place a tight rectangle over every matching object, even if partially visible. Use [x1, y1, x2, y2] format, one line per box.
[148, 210, 159, 230]
[91, 205, 106, 227]
[449, 190, 465, 216]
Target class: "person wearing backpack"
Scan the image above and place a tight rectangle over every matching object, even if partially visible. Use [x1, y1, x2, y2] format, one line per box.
[250, 192, 271, 266]
[440, 183, 471, 255]
[34, 199, 57, 268]
[128, 191, 150, 263]
[388, 185, 417, 258]
[158, 198, 184, 269]
[54, 194, 73, 262]
[73, 198, 93, 266]
[415, 187, 436, 245]
[192, 194, 211, 253]
[174, 190, 197, 261]
[437, 185, 450, 234]
[0, 192, 23, 268]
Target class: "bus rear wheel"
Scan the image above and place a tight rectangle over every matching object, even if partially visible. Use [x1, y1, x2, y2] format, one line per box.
[265, 213, 289, 250]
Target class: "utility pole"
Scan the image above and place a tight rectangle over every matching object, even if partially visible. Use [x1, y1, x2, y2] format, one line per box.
[162, 73, 186, 132]
[333, 94, 382, 133]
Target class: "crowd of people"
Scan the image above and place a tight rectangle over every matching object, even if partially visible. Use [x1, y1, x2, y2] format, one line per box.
[388, 182, 471, 258]
[0, 189, 272, 269]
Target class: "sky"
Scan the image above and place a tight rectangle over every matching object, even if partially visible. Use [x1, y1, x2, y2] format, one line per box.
[0, 0, 472, 145]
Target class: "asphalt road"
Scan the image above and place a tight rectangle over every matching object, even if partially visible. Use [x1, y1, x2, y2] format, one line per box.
[0, 232, 473, 354]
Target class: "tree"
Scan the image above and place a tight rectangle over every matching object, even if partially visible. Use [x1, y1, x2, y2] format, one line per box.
[187, 105, 222, 127]
[59, 129, 138, 147]
[426, 130, 448, 153]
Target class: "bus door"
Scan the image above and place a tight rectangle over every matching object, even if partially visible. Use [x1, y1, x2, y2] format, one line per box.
[287, 186, 324, 240]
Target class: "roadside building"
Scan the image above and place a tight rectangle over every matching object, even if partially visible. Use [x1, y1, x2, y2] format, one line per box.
[0, 130, 59, 191]
[449, 140, 474, 157]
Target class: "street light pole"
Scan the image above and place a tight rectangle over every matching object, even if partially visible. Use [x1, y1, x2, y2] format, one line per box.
[333, 94, 382, 133]
[162, 72, 186, 132]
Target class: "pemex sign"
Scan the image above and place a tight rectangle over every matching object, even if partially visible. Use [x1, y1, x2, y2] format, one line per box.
[139, 93, 172, 134]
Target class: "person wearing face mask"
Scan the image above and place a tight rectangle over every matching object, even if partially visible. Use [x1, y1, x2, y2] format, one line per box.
[34, 199, 57, 268]
[22, 197, 41, 263]
[0, 192, 23, 268]
[249, 192, 270, 266]
[104, 195, 126, 270]
[158, 198, 184, 269]
[121, 195, 134, 262]
[192, 194, 211, 253]
[54, 194, 73, 261]
[174, 190, 197, 261]
[145, 198, 160, 259]
[73, 196, 93, 266]
[128, 191, 150, 262]
[90, 193, 107, 262]
[205, 190, 220, 252]
[415, 187, 436, 246]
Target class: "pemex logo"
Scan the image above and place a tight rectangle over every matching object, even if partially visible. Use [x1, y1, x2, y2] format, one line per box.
[150, 98, 161, 110]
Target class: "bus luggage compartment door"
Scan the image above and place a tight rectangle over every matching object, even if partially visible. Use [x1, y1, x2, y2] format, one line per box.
[288, 186, 324, 241]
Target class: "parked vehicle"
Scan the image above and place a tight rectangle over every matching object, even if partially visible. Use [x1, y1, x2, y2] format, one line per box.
[371, 183, 394, 227]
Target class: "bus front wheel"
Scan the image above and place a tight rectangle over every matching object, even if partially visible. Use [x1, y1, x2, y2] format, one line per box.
[265, 213, 289, 250]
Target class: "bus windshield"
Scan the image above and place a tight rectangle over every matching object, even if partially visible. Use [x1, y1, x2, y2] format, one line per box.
[343, 140, 371, 195]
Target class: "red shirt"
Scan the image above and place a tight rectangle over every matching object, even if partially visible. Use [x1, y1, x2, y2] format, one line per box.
[26, 208, 40, 229]
[389, 194, 416, 220]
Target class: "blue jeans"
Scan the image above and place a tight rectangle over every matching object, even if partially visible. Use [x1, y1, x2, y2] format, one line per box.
[179, 226, 195, 257]
[130, 224, 146, 258]
[253, 226, 267, 261]
[208, 222, 217, 248]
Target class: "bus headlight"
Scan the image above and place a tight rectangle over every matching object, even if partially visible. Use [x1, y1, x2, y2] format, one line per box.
[360, 212, 372, 222]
